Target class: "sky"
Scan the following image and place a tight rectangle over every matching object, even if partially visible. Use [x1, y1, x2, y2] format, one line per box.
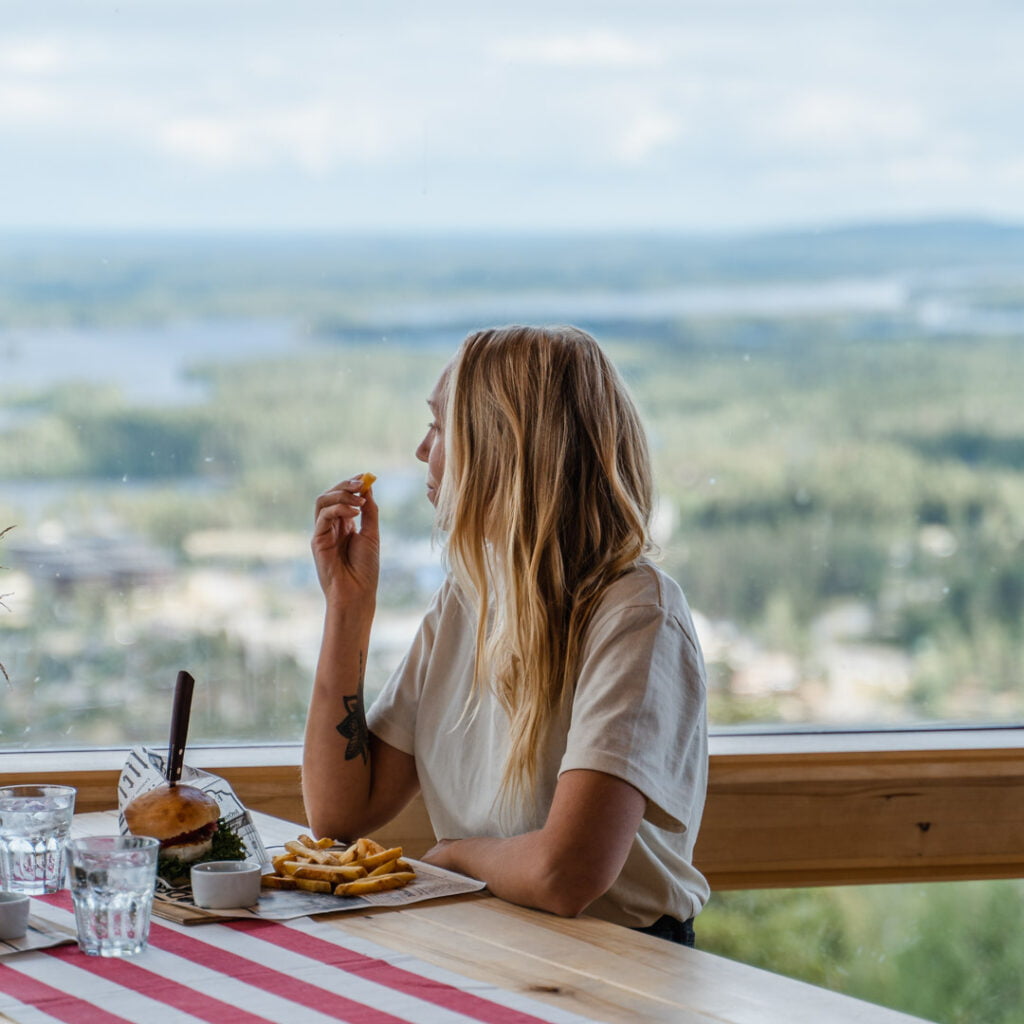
[2, 0, 1024, 234]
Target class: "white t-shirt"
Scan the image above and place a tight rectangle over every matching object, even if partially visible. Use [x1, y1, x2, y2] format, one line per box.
[367, 561, 710, 928]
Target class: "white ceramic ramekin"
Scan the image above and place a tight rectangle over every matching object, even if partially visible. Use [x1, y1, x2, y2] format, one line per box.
[190, 861, 262, 909]
[0, 891, 31, 939]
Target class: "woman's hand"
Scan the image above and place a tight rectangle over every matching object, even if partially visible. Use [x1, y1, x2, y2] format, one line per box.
[421, 838, 455, 864]
[312, 477, 379, 606]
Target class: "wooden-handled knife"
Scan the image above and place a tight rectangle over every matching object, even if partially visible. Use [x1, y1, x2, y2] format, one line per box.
[166, 669, 195, 787]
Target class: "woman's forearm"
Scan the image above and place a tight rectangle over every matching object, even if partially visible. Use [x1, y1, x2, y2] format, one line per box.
[422, 769, 646, 918]
[302, 602, 376, 838]
[424, 832, 608, 918]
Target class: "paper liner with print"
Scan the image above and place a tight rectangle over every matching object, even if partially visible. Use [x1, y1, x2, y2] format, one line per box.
[117, 744, 271, 890]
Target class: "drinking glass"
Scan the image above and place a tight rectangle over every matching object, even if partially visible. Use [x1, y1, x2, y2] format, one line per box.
[0, 785, 77, 894]
[67, 835, 160, 957]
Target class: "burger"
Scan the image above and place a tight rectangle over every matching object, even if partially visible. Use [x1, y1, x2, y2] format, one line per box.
[124, 783, 222, 864]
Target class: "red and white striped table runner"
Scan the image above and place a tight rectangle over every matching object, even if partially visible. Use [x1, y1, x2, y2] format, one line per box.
[0, 894, 596, 1024]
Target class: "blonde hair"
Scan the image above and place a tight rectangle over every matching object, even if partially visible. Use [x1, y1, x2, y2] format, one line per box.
[437, 325, 654, 804]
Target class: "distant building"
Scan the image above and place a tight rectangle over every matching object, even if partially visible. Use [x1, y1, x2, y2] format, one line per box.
[6, 531, 174, 591]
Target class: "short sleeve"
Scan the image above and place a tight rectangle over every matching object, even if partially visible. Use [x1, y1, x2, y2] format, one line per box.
[366, 583, 446, 756]
[559, 584, 708, 833]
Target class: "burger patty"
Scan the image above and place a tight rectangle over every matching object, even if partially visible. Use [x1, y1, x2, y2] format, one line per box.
[161, 819, 218, 849]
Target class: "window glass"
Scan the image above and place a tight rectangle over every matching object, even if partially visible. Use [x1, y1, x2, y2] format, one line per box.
[699, 880, 1024, 1024]
[2, 2, 1023, 748]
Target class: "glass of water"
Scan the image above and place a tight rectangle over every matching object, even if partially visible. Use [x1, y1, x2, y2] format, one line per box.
[67, 835, 160, 957]
[0, 785, 77, 894]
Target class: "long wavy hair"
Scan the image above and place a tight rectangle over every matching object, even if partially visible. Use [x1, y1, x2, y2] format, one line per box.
[437, 325, 654, 804]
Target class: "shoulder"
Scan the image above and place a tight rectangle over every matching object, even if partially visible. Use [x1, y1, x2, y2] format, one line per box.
[600, 561, 679, 607]
[415, 576, 476, 656]
[425, 576, 466, 621]
[591, 562, 701, 654]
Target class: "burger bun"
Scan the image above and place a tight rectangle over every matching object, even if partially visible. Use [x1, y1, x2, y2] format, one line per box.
[124, 783, 221, 862]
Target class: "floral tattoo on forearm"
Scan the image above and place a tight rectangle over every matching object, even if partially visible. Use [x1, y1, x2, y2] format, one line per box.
[336, 650, 369, 763]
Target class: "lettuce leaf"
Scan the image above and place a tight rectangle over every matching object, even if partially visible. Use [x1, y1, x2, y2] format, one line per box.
[157, 817, 247, 885]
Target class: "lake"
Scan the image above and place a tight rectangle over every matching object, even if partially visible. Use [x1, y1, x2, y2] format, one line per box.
[0, 319, 313, 405]
[2, 268, 1022, 412]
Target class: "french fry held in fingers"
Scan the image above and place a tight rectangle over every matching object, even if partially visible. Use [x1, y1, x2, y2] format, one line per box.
[260, 833, 417, 899]
[358, 472, 376, 494]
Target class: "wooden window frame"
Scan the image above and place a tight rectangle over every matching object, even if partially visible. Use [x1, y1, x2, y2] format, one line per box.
[3, 727, 1023, 891]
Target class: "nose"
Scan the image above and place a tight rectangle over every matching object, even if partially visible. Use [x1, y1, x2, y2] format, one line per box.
[415, 431, 430, 464]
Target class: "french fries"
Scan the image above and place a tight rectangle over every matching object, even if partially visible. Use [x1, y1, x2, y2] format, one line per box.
[261, 833, 416, 899]
[333, 872, 416, 897]
[262, 875, 332, 894]
[281, 861, 366, 881]
[358, 472, 376, 493]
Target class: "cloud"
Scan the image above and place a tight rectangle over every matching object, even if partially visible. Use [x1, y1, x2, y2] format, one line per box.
[886, 153, 971, 185]
[3, 3, 1024, 230]
[768, 91, 926, 152]
[995, 157, 1024, 185]
[495, 29, 660, 69]
[0, 84, 61, 122]
[615, 109, 681, 163]
[157, 104, 399, 173]
[0, 39, 66, 75]
[0, 37, 69, 123]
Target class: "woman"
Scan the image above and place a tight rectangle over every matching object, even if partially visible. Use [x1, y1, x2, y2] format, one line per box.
[303, 325, 709, 943]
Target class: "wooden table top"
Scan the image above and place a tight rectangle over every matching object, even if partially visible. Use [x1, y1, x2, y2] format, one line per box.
[3, 810, 931, 1024]
[320, 890, 931, 1024]
[250, 811, 931, 1023]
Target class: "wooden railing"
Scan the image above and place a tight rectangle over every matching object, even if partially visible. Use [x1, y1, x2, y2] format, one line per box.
[4, 728, 1024, 890]
[697, 730, 1024, 888]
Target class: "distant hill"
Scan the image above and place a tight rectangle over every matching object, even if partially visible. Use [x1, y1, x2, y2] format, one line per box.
[3, 218, 1024, 326]
[710, 219, 1024, 278]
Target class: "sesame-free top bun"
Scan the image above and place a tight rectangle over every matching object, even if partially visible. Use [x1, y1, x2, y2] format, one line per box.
[124, 783, 220, 845]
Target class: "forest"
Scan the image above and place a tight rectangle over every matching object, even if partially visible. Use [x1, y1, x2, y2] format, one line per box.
[2, 222, 1024, 1021]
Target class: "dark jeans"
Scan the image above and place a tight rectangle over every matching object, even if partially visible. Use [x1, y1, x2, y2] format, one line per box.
[634, 914, 696, 947]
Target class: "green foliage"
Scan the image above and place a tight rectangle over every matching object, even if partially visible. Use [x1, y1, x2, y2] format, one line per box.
[699, 882, 1024, 1024]
[0, 606, 312, 746]
[698, 888, 850, 988]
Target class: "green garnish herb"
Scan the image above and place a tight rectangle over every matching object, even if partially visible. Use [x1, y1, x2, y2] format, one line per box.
[157, 817, 247, 885]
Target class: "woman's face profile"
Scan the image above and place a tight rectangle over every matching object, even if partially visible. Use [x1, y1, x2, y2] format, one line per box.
[415, 369, 448, 507]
